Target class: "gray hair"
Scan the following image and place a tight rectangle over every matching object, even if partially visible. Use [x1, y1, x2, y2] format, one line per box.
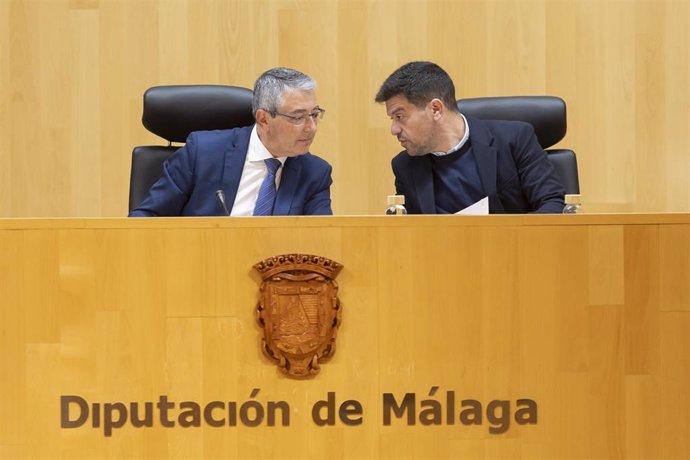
[252, 67, 316, 117]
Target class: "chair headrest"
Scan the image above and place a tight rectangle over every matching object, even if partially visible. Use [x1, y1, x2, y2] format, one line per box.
[457, 96, 567, 149]
[142, 85, 255, 143]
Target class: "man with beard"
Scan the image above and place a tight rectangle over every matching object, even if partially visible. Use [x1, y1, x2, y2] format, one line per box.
[375, 61, 564, 214]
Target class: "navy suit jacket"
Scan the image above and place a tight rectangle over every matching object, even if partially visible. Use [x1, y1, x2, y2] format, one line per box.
[129, 125, 333, 217]
[392, 116, 565, 214]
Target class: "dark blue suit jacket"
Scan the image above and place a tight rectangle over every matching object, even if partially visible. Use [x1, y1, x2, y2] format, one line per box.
[129, 125, 333, 216]
[392, 116, 565, 214]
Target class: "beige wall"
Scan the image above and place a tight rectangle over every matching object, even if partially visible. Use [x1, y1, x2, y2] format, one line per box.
[1, 0, 688, 217]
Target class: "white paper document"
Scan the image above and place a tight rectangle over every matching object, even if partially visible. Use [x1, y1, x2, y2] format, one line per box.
[455, 196, 489, 215]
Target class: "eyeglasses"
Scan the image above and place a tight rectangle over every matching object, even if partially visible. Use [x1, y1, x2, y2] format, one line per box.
[271, 107, 325, 125]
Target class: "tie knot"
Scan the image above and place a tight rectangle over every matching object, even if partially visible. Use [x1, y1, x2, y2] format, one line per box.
[265, 158, 282, 175]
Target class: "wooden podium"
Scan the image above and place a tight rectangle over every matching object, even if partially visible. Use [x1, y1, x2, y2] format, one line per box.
[1, 214, 689, 459]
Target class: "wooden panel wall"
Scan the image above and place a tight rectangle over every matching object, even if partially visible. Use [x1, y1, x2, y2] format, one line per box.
[1, 0, 689, 217]
[0, 215, 689, 459]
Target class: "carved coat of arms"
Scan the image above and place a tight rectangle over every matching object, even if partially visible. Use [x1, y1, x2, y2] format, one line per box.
[253, 254, 343, 377]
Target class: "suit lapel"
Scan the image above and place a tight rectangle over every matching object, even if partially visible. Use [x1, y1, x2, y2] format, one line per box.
[221, 126, 252, 211]
[466, 117, 504, 213]
[472, 144, 500, 211]
[411, 156, 437, 214]
[274, 157, 300, 215]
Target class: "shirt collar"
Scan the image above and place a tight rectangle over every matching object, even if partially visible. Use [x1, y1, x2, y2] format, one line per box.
[248, 125, 287, 166]
[431, 113, 470, 157]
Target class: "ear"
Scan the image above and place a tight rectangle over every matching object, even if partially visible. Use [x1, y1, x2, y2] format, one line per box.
[429, 98, 445, 120]
[255, 109, 270, 128]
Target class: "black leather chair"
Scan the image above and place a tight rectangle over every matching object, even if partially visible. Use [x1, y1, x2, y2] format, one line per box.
[457, 96, 580, 194]
[129, 85, 255, 212]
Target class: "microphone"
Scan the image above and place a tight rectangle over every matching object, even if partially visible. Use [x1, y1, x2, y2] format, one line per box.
[215, 190, 231, 216]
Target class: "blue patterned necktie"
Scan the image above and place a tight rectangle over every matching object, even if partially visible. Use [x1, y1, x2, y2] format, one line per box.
[253, 158, 282, 216]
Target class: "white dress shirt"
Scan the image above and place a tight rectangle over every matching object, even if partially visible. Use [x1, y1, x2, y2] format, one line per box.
[230, 125, 287, 216]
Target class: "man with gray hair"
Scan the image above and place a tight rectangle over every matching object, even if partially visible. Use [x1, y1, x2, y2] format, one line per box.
[129, 67, 333, 216]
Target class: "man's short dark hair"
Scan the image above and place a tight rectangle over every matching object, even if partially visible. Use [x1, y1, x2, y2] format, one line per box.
[375, 61, 460, 113]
